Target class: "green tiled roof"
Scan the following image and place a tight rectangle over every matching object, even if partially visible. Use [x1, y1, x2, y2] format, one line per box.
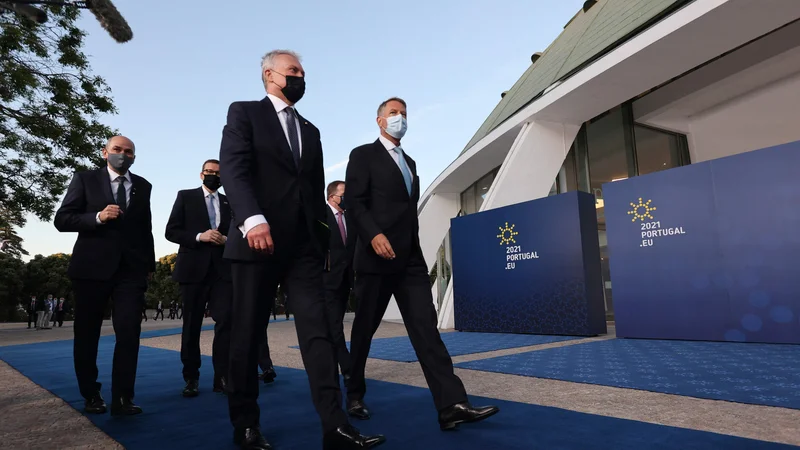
[461, 0, 690, 154]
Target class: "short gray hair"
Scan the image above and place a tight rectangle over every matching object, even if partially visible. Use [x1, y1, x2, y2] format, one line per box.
[377, 97, 407, 117]
[261, 50, 301, 86]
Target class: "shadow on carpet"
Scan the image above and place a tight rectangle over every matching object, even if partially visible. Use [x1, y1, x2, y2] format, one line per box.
[456, 338, 800, 409]
[293, 331, 583, 362]
[0, 340, 795, 449]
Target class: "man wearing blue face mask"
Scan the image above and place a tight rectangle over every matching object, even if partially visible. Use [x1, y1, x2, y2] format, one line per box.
[344, 98, 500, 430]
[54, 135, 155, 418]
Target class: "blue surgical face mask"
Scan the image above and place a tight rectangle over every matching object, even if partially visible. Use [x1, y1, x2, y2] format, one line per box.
[383, 115, 407, 140]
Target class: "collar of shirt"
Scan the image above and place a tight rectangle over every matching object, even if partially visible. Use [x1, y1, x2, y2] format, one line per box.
[378, 135, 400, 152]
[328, 203, 343, 216]
[107, 166, 132, 183]
[267, 93, 294, 116]
[201, 186, 218, 199]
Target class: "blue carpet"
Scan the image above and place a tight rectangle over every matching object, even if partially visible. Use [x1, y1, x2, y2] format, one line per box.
[138, 317, 294, 339]
[293, 332, 582, 362]
[1, 339, 795, 449]
[456, 339, 800, 409]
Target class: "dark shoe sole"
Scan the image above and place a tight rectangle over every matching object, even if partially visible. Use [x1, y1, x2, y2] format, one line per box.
[182, 390, 199, 398]
[439, 408, 500, 431]
[110, 407, 143, 417]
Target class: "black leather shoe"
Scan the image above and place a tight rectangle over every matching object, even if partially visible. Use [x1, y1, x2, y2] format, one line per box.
[182, 379, 199, 397]
[84, 393, 107, 414]
[323, 424, 385, 449]
[259, 367, 277, 384]
[213, 376, 227, 394]
[438, 402, 499, 430]
[346, 399, 371, 420]
[110, 396, 142, 416]
[233, 427, 272, 450]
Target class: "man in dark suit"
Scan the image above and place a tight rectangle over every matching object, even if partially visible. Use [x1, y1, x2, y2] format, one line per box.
[219, 49, 384, 450]
[27, 295, 38, 329]
[165, 158, 233, 397]
[344, 98, 499, 430]
[54, 135, 155, 417]
[324, 180, 356, 380]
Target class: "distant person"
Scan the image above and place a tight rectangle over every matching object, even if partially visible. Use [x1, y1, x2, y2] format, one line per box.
[42, 294, 54, 329]
[141, 305, 148, 322]
[54, 135, 155, 417]
[323, 180, 356, 381]
[53, 298, 67, 327]
[344, 97, 499, 428]
[155, 301, 164, 320]
[165, 158, 233, 397]
[27, 295, 38, 329]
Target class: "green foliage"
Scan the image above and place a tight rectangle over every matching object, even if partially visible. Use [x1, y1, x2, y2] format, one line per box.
[0, 252, 25, 321]
[23, 252, 72, 299]
[0, 4, 117, 254]
[145, 253, 180, 307]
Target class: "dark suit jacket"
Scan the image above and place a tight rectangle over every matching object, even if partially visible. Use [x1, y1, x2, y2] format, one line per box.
[219, 97, 329, 261]
[165, 187, 232, 283]
[54, 167, 156, 280]
[323, 206, 356, 290]
[345, 139, 423, 274]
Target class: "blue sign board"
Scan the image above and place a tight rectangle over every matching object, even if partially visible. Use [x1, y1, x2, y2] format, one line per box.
[604, 140, 800, 344]
[451, 191, 607, 336]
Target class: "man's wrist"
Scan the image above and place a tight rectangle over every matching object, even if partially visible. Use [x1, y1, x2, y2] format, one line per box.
[95, 212, 103, 225]
[196, 233, 202, 242]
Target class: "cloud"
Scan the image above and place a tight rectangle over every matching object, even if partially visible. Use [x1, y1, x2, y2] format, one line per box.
[325, 158, 349, 173]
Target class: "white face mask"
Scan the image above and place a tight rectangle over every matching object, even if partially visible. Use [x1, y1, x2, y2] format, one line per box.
[383, 115, 407, 140]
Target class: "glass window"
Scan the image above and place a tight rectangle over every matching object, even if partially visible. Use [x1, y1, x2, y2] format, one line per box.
[559, 144, 579, 193]
[460, 185, 476, 215]
[634, 125, 682, 175]
[475, 171, 496, 211]
[586, 106, 633, 317]
[548, 178, 558, 196]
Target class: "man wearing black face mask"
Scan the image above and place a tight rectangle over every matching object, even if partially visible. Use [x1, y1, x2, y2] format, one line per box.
[54, 135, 155, 417]
[220, 49, 385, 450]
[324, 180, 356, 383]
[165, 159, 233, 397]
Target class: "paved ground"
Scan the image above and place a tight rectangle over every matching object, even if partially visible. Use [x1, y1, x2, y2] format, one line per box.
[1, 315, 799, 449]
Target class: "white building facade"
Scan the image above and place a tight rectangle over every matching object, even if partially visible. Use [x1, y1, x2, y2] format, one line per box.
[384, 0, 800, 328]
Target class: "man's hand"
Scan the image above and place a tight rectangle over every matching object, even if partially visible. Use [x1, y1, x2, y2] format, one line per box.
[98, 205, 122, 223]
[371, 234, 395, 260]
[200, 230, 226, 245]
[247, 223, 274, 254]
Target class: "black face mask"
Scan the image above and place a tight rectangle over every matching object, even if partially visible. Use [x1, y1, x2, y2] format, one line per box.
[337, 196, 347, 211]
[280, 75, 306, 104]
[203, 174, 221, 191]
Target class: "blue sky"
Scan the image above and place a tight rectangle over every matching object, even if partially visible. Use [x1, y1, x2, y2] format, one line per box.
[18, 0, 583, 259]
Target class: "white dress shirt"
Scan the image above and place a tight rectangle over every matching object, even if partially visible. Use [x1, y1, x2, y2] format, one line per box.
[196, 186, 222, 242]
[379, 135, 403, 168]
[240, 94, 304, 237]
[96, 166, 132, 225]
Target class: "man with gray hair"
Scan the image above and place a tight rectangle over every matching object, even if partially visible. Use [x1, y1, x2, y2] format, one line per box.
[219, 50, 385, 450]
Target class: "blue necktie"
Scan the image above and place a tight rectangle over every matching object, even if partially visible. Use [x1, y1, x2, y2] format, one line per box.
[207, 195, 217, 230]
[392, 146, 413, 195]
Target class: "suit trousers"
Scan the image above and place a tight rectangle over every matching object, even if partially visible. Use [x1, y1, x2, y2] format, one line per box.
[208, 279, 233, 383]
[180, 272, 231, 381]
[72, 266, 147, 399]
[258, 306, 274, 372]
[324, 280, 352, 377]
[227, 234, 348, 433]
[348, 257, 467, 411]
[27, 311, 36, 327]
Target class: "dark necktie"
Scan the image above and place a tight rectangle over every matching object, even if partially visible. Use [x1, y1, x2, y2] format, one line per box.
[115, 176, 127, 210]
[285, 108, 301, 168]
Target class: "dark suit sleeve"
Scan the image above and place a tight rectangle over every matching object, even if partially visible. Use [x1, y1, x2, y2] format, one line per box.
[145, 185, 156, 273]
[345, 148, 382, 244]
[165, 191, 198, 248]
[219, 102, 260, 227]
[54, 173, 99, 233]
